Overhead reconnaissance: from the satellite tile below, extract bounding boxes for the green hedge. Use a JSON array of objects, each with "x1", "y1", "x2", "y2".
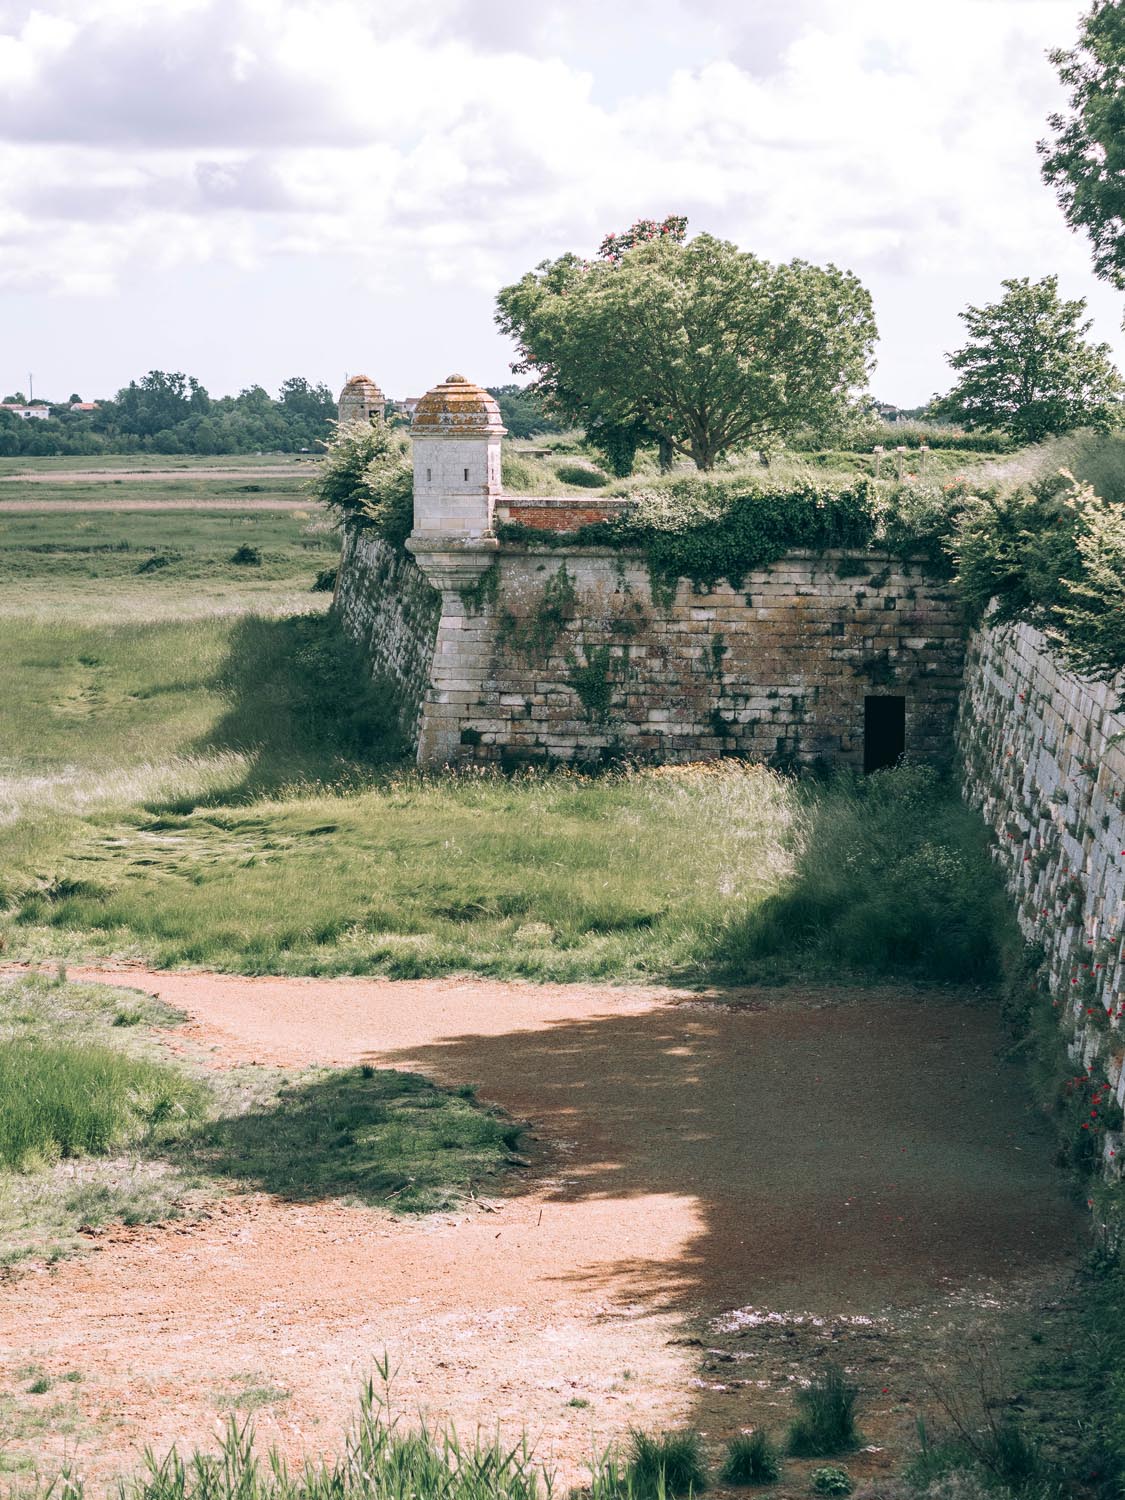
[{"x1": 498, "y1": 478, "x2": 955, "y2": 595}]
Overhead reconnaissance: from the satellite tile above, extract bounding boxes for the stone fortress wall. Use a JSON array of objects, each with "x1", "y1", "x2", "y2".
[
  {"x1": 334, "y1": 373, "x2": 964, "y2": 771},
  {"x1": 334, "y1": 529, "x2": 440, "y2": 746},
  {"x1": 410, "y1": 543, "x2": 964, "y2": 769},
  {"x1": 959, "y1": 621, "x2": 1125, "y2": 1151}
]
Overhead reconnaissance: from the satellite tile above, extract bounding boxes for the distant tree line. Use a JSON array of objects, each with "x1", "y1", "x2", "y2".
[
  {"x1": 484, "y1": 385, "x2": 561, "y2": 439},
  {"x1": 0, "y1": 372, "x2": 337, "y2": 457}
]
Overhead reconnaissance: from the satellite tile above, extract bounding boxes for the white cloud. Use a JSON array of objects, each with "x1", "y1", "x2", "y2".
[{"x1": 0, "y1": 0, "x2": 1116, "y2": 397}]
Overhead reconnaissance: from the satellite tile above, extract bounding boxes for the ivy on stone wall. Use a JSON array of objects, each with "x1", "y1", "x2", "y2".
[
  {"x1": 496, "y1": 478, "x2": 955, "y2": 596},
  {"x1": 567, "y1": 644, "x2": 616, "y2": 721},
  {"x1": 497, "y1": 563, "x2": 579, "y2": 662}
]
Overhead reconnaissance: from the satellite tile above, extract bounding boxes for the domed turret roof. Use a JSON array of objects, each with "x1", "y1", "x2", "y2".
[
  {"x1": 337, "y1": 374, "x2": 386, "y2": 424},
  {"x1": 412, "y1": 374, "x2": 505, "y2": 436},
  {"x1": 338, "y1": 373, "x2": 384, "y2": 400}
]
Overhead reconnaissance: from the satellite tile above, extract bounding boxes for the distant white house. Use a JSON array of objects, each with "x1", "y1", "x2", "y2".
[{"x1": 0, "y1": 403, "x2": 50, "y2": 421}]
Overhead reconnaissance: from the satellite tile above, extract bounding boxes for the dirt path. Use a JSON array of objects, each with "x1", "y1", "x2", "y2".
[
  {"x1": 0, "y1": 467, "x2": 312, "y2": 484},
  {"x1": 0, "y1": 498, "x2": 318, "y2": 513},
  {"x1": 0, "y1": 968, "x2": 1081, "y2": 1489}
]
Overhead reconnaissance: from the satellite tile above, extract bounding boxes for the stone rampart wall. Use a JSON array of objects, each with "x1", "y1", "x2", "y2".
[
  {"x1": 443, "y1": 546, "x2": 964, "y2": 768},
  {"x1": 958, "y1": 621, "x2": 1125, "y2": 1139},
  {"x1": 334, "y1": 530, "x2": 440, "y2": 744}
]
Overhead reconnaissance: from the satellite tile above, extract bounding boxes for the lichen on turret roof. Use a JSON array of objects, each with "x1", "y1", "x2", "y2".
[{"x1": 411, "y1": 374, "x2": 505, "y2": 435}]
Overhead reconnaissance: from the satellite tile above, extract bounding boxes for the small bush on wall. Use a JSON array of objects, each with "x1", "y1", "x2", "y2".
[
  {"x1": 954, "y1": 473, "x2": 1125, "y2": 690},
  {"x1": 314, "y1": 420, "x2": 414, "y2": 547}
]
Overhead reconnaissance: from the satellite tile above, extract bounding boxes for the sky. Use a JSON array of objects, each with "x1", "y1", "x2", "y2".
[{"x1": 0, "y1": 0, "x2": 1122, "y2": 407}]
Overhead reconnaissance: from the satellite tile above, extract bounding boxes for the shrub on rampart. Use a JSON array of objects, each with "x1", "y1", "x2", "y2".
[
  {"x1": 953, "y1": 472, "x2": 1125, "y2": 689},
  {"x1": 315, "y1": 421, "x2": 414, "y2": 547},
  {"x1": 497, "y1": 477, "x2": 958, "y2": 595},
  {"x1": 318, "y1": 415, "x2": 1122, "y2": 693},
  {"x1": 789, "y1": 421, "x2": 1013, "y2": 454}
]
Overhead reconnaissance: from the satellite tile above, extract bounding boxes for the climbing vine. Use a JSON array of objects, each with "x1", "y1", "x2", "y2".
[
  {"x1": 497, "y1": 563, "x2": 578, "y2": 662},
  {"x1": 567, "y1": 644, "x2": 616, "y2": 721},
  {"x1": 458, "y1": 559, "x2": 500, "y2": 615}
]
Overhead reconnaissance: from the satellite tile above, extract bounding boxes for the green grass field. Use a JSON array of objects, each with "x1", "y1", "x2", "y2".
[
  {"x1": 0, "y1": 464, "x2": 1003, "y2": 984},
  {"x1": 0, "y1": 505, "x2": 338, "y2": 619},
  {"x1": 0, "y1": 453, "x2": 316, "y2": 477}
]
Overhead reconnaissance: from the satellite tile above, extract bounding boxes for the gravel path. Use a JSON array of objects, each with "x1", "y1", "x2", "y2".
[
  {"x1": 0, "y1": 498, "x2": 317, "y2": 512},
  {"x1": 0, "y1": 967, "x2": 1080, "y2": 1488}
]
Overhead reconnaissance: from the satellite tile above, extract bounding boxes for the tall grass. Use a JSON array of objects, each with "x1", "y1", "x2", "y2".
[
  {"x1": 979, "y1": 428, "x2": 1125, "y2": 502},
  {"x1": 0, "y1": 1039, "x2": 204, "y2": 1169},
  {"x1": 720, "y1": 1431, "x2": 781, "y2": 1485},
  {"x1": 786, "y1": 1367, "x2": 861, "y2": 1458},
  {"x1": 3, "y1": 762, "x2": 801, "y2": 981},
  {"x1": 11, "y1": 1377, "x2": 680, "y2": 1500},
  {"x1": 2, "y1": 763, "x2": 1005, "y2": 985},
  {"x1": 623, "y1": 1430, "x2": 707, "y2": 1499},
  {"x1": 716, "y1": 766, "x2": 1004, "y2": 983},
  {"x1": 0, "y1": 975, "x2": 526, "y2": 1259}
]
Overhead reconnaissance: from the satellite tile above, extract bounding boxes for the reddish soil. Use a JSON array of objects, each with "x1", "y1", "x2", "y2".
[
  {"x1": 0, "y1": 467, "x2": 309, "y2": 484},
  {"x1": 0, "y1": 499, "x2": 315, "y2": 513},
  {"x1": 0, "y1": 968, "x2": 1081, "y2": 1491}
]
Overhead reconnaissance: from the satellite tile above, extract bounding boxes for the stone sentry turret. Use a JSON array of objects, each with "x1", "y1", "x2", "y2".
[
  {"x1": 337, "y1": 374, "x2": 385, "y2": 425},
  {"x1": 409, "y1": 373, "x2": 504, "y2": 536},
  {"x1": 405, "y1": 375, "x2": 506, "y2": 761}
]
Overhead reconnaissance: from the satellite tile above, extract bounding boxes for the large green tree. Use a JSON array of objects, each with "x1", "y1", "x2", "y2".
[
  {"x1": 495, "y1": 227, "x2": 877, "y2": 471},
  {"x1": 935, "y1": 275, "x2": 1122, "y2": 443},
  {"x1": 1039, "y1": 1, "x2": 1125, "y2": 312}
]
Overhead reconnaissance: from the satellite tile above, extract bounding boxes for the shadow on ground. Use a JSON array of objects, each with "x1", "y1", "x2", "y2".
[
  {"x1": 373, "y1": 990, "x2": 1080, "y2": 1318},
  {"x1": 175, "y1": 1064, "x2": 520, "y2": 1214},
  {"x1": 151, "y1": 612, "x2": 405, "y2": 809}
]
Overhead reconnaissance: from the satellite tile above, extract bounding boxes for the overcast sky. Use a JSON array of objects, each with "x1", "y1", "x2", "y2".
[{"x1": 1, "y1": 0, "x2": 1122, "y2": 406}]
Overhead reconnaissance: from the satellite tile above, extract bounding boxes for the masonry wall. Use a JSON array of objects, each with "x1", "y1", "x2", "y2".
[
  {"x1": 334, "y1": 529, "x2": 440, "y2": 744},
  {"x1": 958, "y1": 622, "x2": 1125, "y2": 1138},
  {"x1": 448, "y1": 546, "x2": 964, "y2": 768}
]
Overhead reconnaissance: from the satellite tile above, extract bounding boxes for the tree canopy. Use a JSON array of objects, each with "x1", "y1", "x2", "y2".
[
  {"x1": 1040, "y1": 1, "x2": 1125, "y2": 314},
  {"x1": 485, "y1": 385, "x2": 560, "y2": 439},
  {"x1": 495, "y1": 223, "x2": 877, "y2": 471},
  {"x1": 934, "y1": 275, "x2": 1122, "y2": 443}
]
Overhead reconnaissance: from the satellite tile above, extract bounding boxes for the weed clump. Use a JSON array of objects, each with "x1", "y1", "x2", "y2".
[
  {"x1": 625, "y1": 1429, "x2": 708, "y2": 1499},
  {"x1": 0, "y1": 1039, "x2": 205, "y2": 1169},
  {"x1": 720, "y1": 1431, "x2": 781, "y2": 1485},
  {"x1": 809, "y1": 1468, "x2": 853, "y2": 1496},
  {"x1": 786, "y1": 1366, "x2": 861, "y2": 1458}
]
